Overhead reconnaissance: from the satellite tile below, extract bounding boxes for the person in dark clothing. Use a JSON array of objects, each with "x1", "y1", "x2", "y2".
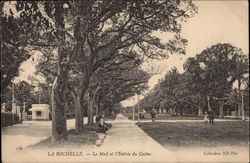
[
  {"x1": 150, "y1": 109, "x2": 156, "y2": 122},
  {"x1": 207, "y1": 110, "x2": 215, "y2": 124},
  {"x1": 96, "y1": 114, "x2": 110, "y2": 133}
]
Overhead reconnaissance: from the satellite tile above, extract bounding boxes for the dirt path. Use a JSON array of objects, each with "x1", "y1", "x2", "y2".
[
  {"x1": 2, "y1": 115, "x2": 177, "y2": 162},
  {"x1": 2, "y1": 114, "x2": 248, "y2": 162},
  {"x1": 89, "y1": 114, "x2": 177, "y2": 162}
]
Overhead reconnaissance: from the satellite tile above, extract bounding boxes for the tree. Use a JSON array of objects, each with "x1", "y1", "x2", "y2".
[
  {"x1": 2, "y1": 1, "x2": 68, "y2": 141},
  {"x1": 183, "y1": 57, "x2": 208, "y2": 115},
  {"x1": 187, "y1": 43, "x2": 247, "y2": 117},
  {"x1": 158, "y1": 67, "x2": 181, "y2": 113},
  {"x1": 142, "y1": 44, "x2": 249, "y2": 117},
  {"x1": 233, "y1": 54, "x2": 249, "y2": 117},
  {"x1": 1, "y1": 3, "x2": 31, "y2": 102},
  {"x1": 13, "y1": 81, "x2": 34, "y2": 113},
  {"x1": 88, "y1": 54, "x2": 150, "y2": 121},
  {"x1": 65, "y1": 0, "x2": 196, "y2": 131},
  {"x1": 67, "y1": 63, "x2": 88, "y2": 132},
  {"x1": 3, "y1": 0, "x2": 197, "y2": 141}
]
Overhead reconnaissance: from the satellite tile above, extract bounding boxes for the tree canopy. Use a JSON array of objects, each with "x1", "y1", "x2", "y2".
[
  {"x1": 139, "y1": 43, "x2": 249, "y2": 116},
  {"x1": 2, "y1": 0, "x2": 197, "y2": 140}
]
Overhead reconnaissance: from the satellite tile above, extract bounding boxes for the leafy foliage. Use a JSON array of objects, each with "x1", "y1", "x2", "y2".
[{"x1": 139, "y1": 43, "x2": 249, "y2": 115}]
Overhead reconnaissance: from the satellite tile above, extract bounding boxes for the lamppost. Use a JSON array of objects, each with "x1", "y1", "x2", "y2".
[
  {"x1": 241, "y1": 92, "x2": 245, "y2": 121},
  {"x1": 137, "y1": 93, "x2": 140, "y2": 122},
  {"x1": 11, "y1": 82, "x2": 17, "y2": 124}
]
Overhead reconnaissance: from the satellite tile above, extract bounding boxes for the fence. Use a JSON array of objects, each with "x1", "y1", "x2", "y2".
[{"x1": 1, "y1": 112, "x2": 19, "y2": 127}]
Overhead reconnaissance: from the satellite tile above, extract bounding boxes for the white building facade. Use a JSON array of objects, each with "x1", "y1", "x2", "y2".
[{"x1": 29, "y1": 104, "x2": 50, "y2": 120}]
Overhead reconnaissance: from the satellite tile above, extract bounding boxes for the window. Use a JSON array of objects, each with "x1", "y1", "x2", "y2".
[{"x1": 36, "y1": 111, "x2": 42, "y2": 116}]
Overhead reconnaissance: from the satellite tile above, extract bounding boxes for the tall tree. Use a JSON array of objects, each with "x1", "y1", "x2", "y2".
[
  {"x1": 14, "y1": 81, "x2": 34, "y2": 108},
  {"x1": 2, "y1": 0, "x2": 197, "y2": 141},
  {"x1": 183, "y1": 57, "x2": 208, "y2": 115},
  {"x1": 1, "y1": 3, "x2": 30, "y2": 102},
  {"x1": 88, "y1": 54, "x2": 150, "y2": 121},
  {"x1": 61, "y1": 0, "x2": 197, "y2": 130},
  {"x1": 187, "y1": 43, "x2": 247, "y2": 117},
  {"x1": 159, "y1": 67, "x2": 181, "y2": 113}
]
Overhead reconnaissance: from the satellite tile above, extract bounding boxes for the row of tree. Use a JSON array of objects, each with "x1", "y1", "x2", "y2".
[
  {"x1": 138, "y1": 43, "x2": 249, "y2": 118},
  {"x1": 1, "y1": 1, "x2": 197, "y2": 141}
]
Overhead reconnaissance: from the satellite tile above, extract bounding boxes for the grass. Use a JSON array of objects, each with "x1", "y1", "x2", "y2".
[
  {"x1": 137, "y1": 121, "x2": 249, "y2": 150},
  {"x1": 26, "y1": 124, "x2": 99, "y2": 149},
  {"x1": 123, "y1": 112, "x2": 247, "y2": 121},
  {"x1": 123, "y1": 113, "x2": 204, "y2": 120}
]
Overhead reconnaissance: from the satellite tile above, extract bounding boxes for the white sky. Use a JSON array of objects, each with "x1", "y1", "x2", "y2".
[{"x1": 14, "y1": 1, "x2": 249, "y2": 106}]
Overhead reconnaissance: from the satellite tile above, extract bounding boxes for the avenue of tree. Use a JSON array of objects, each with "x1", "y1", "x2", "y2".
[
  {"x1": 1, "y1": 1, "x2": 197, "y2": 141},
  {"x1": 138, "y1": 43, "x2": 249, "y2": 118}
]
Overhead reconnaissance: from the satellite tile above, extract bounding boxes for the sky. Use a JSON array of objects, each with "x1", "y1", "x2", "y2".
[{"x1": 14, "y1": 1, "x2": 249, "y2": 106}]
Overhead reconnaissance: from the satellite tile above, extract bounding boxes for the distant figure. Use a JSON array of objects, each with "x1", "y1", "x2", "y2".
[
  {"x1": 139, "y1": 109, "x2": 146, "y2": 119},
  {"x1": 204, "y1": 112, "x2": 208, "y2": 124},
  {"x1": 207, "y1": 110, "x2": 215, "y2": 124},
  {"x1": 142, "y1": 109, "x2": 146, "y2": 119},
  {"x1": 150, "y1": 109, "x2": 156, "y2": 122}
]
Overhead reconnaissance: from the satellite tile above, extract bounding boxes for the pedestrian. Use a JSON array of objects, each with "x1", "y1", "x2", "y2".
[
  {"x1": 204, "y1": 112, "x2": 208, "y2": 124},
  {"x1": 150, "y1": 109, "x2": 156, "y2": 122},
  {"x1": 208, "y1": 110, "x2": 215, "y2": 124},
  {"x1": 142, "y1": 109, "x2": 146, "y2": 119}
]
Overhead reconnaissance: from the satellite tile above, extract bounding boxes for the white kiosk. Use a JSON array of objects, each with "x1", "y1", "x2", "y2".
[{"x1": 29, "y1": 104, "x2": 50, "y2": 120}]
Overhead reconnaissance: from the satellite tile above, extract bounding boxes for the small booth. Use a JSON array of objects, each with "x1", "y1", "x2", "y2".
[{"x1": 29, "y1": 104, "x2": 50, "y2": 120}]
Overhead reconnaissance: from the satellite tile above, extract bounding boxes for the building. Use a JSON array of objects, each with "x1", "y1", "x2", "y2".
[{"x1": 29, "y1": 104, "x2": 50, "y2": 120}]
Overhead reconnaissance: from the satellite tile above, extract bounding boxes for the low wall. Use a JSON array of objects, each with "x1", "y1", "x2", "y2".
[{"x1": 1, "y1": 112, "x2": 19, "y2": 127}]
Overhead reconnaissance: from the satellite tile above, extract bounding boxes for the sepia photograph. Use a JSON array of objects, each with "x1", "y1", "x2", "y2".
[{"x1": 1, "y1": 0, "x2": 249, "y2": 163}]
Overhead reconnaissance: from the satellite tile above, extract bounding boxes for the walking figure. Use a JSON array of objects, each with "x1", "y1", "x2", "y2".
[
  {"x1": 207, "y1": 110, "x2": 215, "y2": 124},
  {"x1": 150, "y1": 109, "x2": 156, "y2": 122}
]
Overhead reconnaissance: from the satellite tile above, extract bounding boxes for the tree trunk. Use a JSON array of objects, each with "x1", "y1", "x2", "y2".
[
  {"x1": 88, "y1": 92, "x2": 94, "y2": 124},
  {"x1": 207, "y1": 96, "x2": 212, "y2": 111},
  {"x1": 227, "y1": 108, "x2": 230, "y2": 116},
  {"x1": 51, "y1": 3, "x2": 68, "y2": 141},
  {"x1": 105, "y1": 107, "x2": 109, "y2": 116},
  {"x1": 235, "y1": 104, "x2": 238, "y2": 119},
  {"x1": 241, "y1": 93, "x2": 245, "y2": 120},
  {"x1": 75, "y1": 94, "x2": 83, "y2": 132},
  {"x1": 72, "y1": 90, "x2": 83, "y2": 133},
  {"x1": 198, "y1": 106, "x2": 203, "y2": 116},
  {"x1": 92, "y1": 88, "x2": 100, "y2": 117},
  {"x1": 65, "y1": 90, "x2": 70, "y2": 117},
  {"x1": 238, "y1": 104, "x2": 242, "y2": 116},
  {"x1": 95, "y1": 95, "x2": 100, "y2": 116},
  {"x1": 51, "y1": 78, "x2": 68, "y2": 141},
  {"x1": 237, "y1": 79, "x2": 242, "y2": 116},
  {"x1": 219, "y1": 100, "x2": 224, "y2": 118}
]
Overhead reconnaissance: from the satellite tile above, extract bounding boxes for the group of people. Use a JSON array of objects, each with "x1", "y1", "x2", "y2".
[{"x1": 139, "y1": 109, "x2": 157, "y2": 122}]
